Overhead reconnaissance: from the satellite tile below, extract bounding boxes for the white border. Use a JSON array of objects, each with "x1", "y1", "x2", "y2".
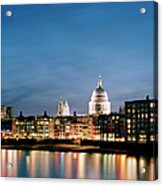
[{"x1": 0, "y1": 0, "x2": 162, "y2": 186}]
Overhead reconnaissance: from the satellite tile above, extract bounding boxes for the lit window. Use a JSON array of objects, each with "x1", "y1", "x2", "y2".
[
  {"x1": 145, "y1": 113, "x2": 148, "y2": 118},
  {"x1": 132, "y1": 109, "x2": 135, "y2": 114},
  {"x1": 127, "y1": 109, "x2": 131, "y2": 113},
  {"x1": 150, "y1": 118, "x2": 154, "y2": 123},
  {"x1": 66, "y1": 125, "x2": 70, "y2": 129},
  {"x1": 112, "y1": 116, "x2": 115, "y2": 120},
  {"x1": 127, "y1": 129, "x2": 131, "y2": 133},
  {"x1": 128, "y1": 124, "x2": 131, "y2": 129},
  {"x1": 139, "y1": 134, "x2": 147, "y2": 139},
  {"x1": 141, "y1": 114, "x2": 144, "y2": 118},
  {"x1": 133, "y1": 137, "x2": 136, "y2": 141},
  {"x1": 120, "y1": 138, "x2": 125, "y2": 142},
  {"x1": 150, "y1": 135, "x2": 155, "y2": 141},
  {"x1": 151, "y1": 113, "x2": 154, "y2": 117},
  {"x1": 150, "y1": 103, "x2": 154, "y2": 108},
  {"x1": 127, "y1": 119, "x2": 131, "y2": 124}
]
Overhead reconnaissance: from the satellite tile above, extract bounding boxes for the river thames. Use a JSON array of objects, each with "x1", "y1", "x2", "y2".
[{"x1": 1, "y1": 149, "x2": 157, "y2": 180}]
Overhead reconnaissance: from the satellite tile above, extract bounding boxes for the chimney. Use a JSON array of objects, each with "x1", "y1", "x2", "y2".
[
  {"x1": 19, "y1": 111, "x2": 23, "y2": 117},
  {"x1": 44, "y1": 111, "x2": 47, "y2": 117}
]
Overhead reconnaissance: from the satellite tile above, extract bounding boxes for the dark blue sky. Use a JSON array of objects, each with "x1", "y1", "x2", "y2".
[{"x1": 2, "y1": 2, "x2": 155, "y2": 116}]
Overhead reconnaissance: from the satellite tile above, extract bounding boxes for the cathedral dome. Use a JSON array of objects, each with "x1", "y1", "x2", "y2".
[
  {"x1": 91, "y1": 76, "x2": 109, "y2": 102},
  {"x1": 89, "y1": 76, "x2": 111, "y2": 115}
]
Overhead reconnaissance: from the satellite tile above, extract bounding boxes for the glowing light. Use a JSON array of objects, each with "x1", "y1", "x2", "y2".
[
  {"x1": 127, "y1": 119, "x2": 131, "y2": 124},
  {"x1": 127, "y1": 157, "x2": 137, "y2": 180},
  {"x1": 132, "y1": 109, "x2": 135, "y2": 114},
  {"x1": 150, "y1": 103, "x2": 154, "y2": 108},
  {"x1": 127, "y1": 109, "x2": 131, "y2": 113},
  {"x1": 128, "y1": 124, "x2": 131, "y2": 129},
  {"x1": 150, "y1": 118, "x2": 154, "y2": 123},
  {"x1": 120, "y1": 137, "x2": 125, "y2": 142},
  {"x1": 127, "y1": 129, "x2": 131, "y2": 133},
  {"x1": 77, "y1": 153, "x2": 86, "y2": 179}
]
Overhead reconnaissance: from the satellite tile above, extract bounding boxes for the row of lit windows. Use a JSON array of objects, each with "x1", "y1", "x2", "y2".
[
  {"x1": 127, "y1": 129, "x2": 136, "y2": 134},
  {"x1": 127, "y1": 117, "x2": 155, "y2": 124},
  {"x1": 126, "y1": 102, "x2": 155, "y2": 108},
  {"x1": 37, "y1": 121, "x2": 49, "y2": 125},
  {"x1": 15, "y1": 121, "x2": 51, "y2": 125}
]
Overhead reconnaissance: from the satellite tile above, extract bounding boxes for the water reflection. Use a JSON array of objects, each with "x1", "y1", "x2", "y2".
[
  {"x1": 127, "y1": 156, "x2": 137, "y2": 179},
  {"x1": 1, "y1": 149, "x2": 157, "y2": 180}
]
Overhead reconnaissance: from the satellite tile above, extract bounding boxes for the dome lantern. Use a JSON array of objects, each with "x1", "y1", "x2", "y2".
[{"x1": 97, "y1": 75, "x2": 103, "y2": 88}]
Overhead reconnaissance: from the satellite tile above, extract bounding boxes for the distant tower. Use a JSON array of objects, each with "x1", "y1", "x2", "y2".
[
  {"x1": 63, "y1": 100, "x2": 70, "y2": 116},
  {"x1": 57, "y1": 97, "x2": 70, "y2": 116},
  {"x1": 57, "y1": 97, "x2": 64, "y2": 116},
  {"x1": 89, "y1": 76, "x2": 111, "y2": 115}
]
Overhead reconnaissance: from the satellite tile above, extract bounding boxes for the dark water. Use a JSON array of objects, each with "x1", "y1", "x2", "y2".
[{"x1": 1, "y1": 149, "x2": 157, "y2": 180}]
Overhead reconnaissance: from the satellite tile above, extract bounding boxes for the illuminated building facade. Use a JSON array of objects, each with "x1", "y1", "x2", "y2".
[
  {"x1": 1, "y1": 105, "x2": 14, "y2": 119},
  {"x1": 36, "y1": 111, "x2": 54, "y2": 140},
  {"x1": 13, "y1": 111, "x2": 54, "y2": 140},
  {"x1": 98, "y1": 111, "x2": 125, "y2": 142},
  {"x1": 13, "y1": 112, "x2": 36, "y2": 139},
  {"x1": 54, "y1": 113, "x2": 92, "y2": 140},
  {"x1": 1, "y1": 95, "x2": 157, "y2": 144},
  {"x1": 125, "y1": 96, "x2": 158, "y2": 143},
  {"x1": 1, "y1": 118, "x2": 14, "y2": 139},
  {"x1": 91, "y1": 116, "x2": 101, "y2": 140},
  {"x1": 1, "y1": 105, "x2": 7, "y2": 119},
  {"x1": 1, "y1": 105, "x2": 15, "y2": 139},
  {"x1": 89, "y1": 76, "x2": 111, "y2": 115}
]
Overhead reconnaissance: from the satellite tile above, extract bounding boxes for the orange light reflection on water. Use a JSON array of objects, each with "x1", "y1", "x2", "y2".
[
  {"x1": 1, "y1": 150, "x2": 157, "y2": 180},
  {"x1": 116, "y1": 154, "x2": 127, "y2": 180},
  {"x1": 77, "y1": 153, "x2": 86, "y2": 179},
  {"x1": 65, "y1": 152, "x2": 73, "y2": 178},
  {"x1": 126, "y1": 156, "x2": 137, "y2": 180}
]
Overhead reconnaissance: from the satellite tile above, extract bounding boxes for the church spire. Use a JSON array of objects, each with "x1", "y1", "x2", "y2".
[
  {"x1": 57, "y1": 97, "x2": 70, "y2": 116},
  {"x1": 63, "y1": 100, "x2": 70, "y2": 116},
  {"x1": 57, "y1": 97, "x2": 64, "y2": 116},
  {"x1": 97, "y1": 75, "x2": 103, "y2": 88}
]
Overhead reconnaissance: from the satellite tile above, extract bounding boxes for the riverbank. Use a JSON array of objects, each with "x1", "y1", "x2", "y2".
[
  {"x1": 1, "y1": 144, "x2": 130, "y2": 154},
  {"x1": 1, "y1": 139, "x2": 157, "y2": 155}
]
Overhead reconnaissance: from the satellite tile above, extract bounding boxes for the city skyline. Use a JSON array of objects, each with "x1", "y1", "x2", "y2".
[{"x1": 1, "y1": 2, "x2": 155, "y2": 115}]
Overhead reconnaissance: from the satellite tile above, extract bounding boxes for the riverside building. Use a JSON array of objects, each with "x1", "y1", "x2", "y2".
[
  {"x1": 13, "y1": 111, "x2": 54, "y2": 140},
  {"x1": 125, "y1": 96, "x2": 158, "y2": 143}
]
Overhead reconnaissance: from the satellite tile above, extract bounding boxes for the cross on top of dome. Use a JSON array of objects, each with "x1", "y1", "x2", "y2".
[{"x1": 97, "y1": 75, "x2": 103, "y2": 88}]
